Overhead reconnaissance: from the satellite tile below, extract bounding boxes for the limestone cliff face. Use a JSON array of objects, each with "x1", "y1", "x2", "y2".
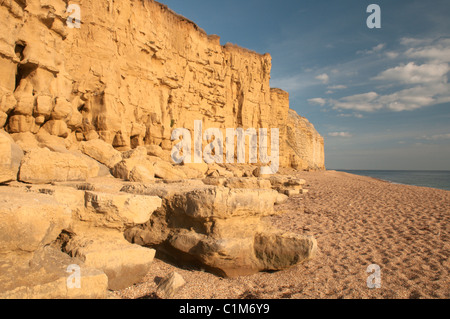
[
  {"x1": 0, "y1": 0, "x2": 324, "y2": 170},
  {"x1": 286, "y1": 110, "x2": 325, "y2": 171}
]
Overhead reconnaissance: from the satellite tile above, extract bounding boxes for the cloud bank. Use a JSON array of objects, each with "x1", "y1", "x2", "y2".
[{"x1": 309, "y1": 37, "x2": 450, "y2": 112}]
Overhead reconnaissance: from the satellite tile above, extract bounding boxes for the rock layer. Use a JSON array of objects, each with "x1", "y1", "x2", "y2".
[
  {"x1": 0, "y1": 0, "x2": 324, "y2": 170},
  {"x1": 0, "y1": 0, "x2": 322, "y2": 298},
  {"x1": 123, "y1": 180, "x2": 317, "y2": 277}
]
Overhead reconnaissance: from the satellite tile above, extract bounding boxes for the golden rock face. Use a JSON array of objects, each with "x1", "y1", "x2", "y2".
[
  {"x1": 0, "y1": 2, "x2": 322, "y2": 297},
  {"x1": 0, "y1": 0, "x2": 324, "y2": 170}
]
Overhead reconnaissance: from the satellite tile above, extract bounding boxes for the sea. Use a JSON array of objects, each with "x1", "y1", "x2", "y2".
[{"x1": 336, "y1": 170, "x2": 450, "y2": 191}]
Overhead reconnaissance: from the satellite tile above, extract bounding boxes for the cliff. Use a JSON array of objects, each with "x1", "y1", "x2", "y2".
[
  {"x1": 0, "y1": 1, "x2": 325, "y2": 296},
  {"x1": 0, "y1": 0, "x2": 324, "y2": 170}
]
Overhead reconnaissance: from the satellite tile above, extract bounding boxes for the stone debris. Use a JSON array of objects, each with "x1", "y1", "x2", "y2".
[{"x1": 156, "y1": 272, "x2": 186, "y2": 299}]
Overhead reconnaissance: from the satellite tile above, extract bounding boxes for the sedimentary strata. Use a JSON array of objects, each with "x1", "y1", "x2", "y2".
[{"x1": 0, "y1": 0, "x2": 322, "y2": 298}]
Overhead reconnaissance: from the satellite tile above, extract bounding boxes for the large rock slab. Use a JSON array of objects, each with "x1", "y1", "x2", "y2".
[
  {"x1": 174, "y1": 187, "x2": 279, "y2": 219},
  {"x1": 167, "y1": 226, "x2": 261, "y2": 277},
  {"x1": 0, "y1": 187, "x2": 72, "y2": 253},
  {"x1": 112, "y1": 156, "x2": 156, "y2": 182},
  {"x1": 80, "y1": 139, "x2": 123, "y2": 169},
  {"x1": 81, "y1": 191, "x2": 162, "y2": 230},
  {"x1": 63, "y1": 228, "x2": 157, "y2": 290},
  {"x1": 0, "y1": 246, "x2": 108, "y2": 299},
  {"x1": 153, "y1": 160, "x2": 187, "y2": 181},
  {"x1": 203, "y1": 177, "x2": 272, "y2": 189},
  {"x1": 254, "y1": 231, "x2": 317, "y2": 270},
  {"x1": 18, "y1": 148, "x2": 100, "y2": 184}
]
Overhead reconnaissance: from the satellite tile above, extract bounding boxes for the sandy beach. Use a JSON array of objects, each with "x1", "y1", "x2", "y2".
[{"x1": 112, "y1": 170, "x2": 449, "y2": 299}]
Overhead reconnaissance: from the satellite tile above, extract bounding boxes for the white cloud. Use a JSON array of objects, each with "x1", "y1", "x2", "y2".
[
  {"x1": 328, "y1": 38, "x2": 450, "y2": 113},
  {"x1": 328, "y1": 132, "x2": 352, "y2": 138},
  {"x1": 373, "y1": 62, "x2": 450, "y2": 84},
  {"x1": 328, "y1": 85, "x2": 347, "y2": 90},
  {"x1": 400, "y1": 37, "x2": 450, "y2": 62},
  {"x1": 372, "y1": 43, "x2": 386, "y2": 52},
  {"x1": 331, "y1": 92, "x2": 383, "y2": 112},
  {"x1": 308, "y1": 98, "x2": 327, "y2": 106},
  {"x1": 357, "y1": 43, "x2": 386, "y2": 55},
  {"x1": 406, "y1": 46, "x2": 450, "y2": 63},
  {"x1": 338, "y1": 113, "x2": 364, "y2": 119},
  {"x1": 330, "y1": 83, "x2": 450, "y2": 112},
  {"x1": 385, "y1": 51, "x2": 399, "y2": 59},
  {"x1": 341, "y1": 92, "x2": 379, "y2": 102},
  {"x1": 400, "y1": 37, "x2": 433, "y2": 47},
  {"x1": 315, "y1": 73, "x2": 329, "y2": 84},
  {"x1": 423, "y1": 133, "x2": 450, "y2": 140},
  {"x1": 377, "y1": 83, "x2": 450, "y2": 111}
]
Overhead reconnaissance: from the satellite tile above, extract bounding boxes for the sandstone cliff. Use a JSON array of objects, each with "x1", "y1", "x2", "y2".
[
  {"x1": 0, "y1": 0, "x2": 324, "y2": 298},
  {"x1": 0, "y1": 0, "x2": 324, "y2": 170}
]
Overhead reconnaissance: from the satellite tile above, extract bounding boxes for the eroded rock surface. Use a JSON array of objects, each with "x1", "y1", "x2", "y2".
[
  {"x1": 123, "y1": 179, "x2": 317, "y2": 277},
  {"x1": 0, "y1": 0, "x2": 324, "y2": 170},
  {"x1": 0, "y1": 0, "x2": 321, "y2": 298}
]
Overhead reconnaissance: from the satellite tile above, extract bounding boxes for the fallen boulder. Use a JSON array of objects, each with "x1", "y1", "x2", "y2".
[
  {"x1": 63, "y1": 227, "x2": 157, "y2": 290},
  {"x1": 80, "y1": 139, "x2": 123, "y2": 169},
  {"x1": 153, "y1": 160, "x2": 187, "y2": 180},
  {"x1": 81, "y1": 191, "x2": 162, "y2": 230},
  {"x1": 156, "y1": 272, "x2": 186, "y2": 299},
  {"x1": 254, "y1": 231, "x2": 317, "y2": 270},
  {"x1": 18, "y1": 148, "x2": 99, "y2": 183},
  {"x1": 112, "y1": 156, "x2": 155, "y2": 181}
]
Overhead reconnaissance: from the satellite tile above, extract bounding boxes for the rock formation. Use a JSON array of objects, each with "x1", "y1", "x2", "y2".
[
  {"x1": 0, "y1": 0, "x2": 324, "y2": 298},
  {"x1": 123, "y1": 178, "x2": 317, "y2": 277},
  {"x1": 0, "y1": 0, "x2": 324, "y2": 170}
]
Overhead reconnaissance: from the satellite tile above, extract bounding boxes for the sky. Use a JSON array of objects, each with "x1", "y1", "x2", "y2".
[{"x1": 159, "y1": 0, "x2": 450, "y2": 170}]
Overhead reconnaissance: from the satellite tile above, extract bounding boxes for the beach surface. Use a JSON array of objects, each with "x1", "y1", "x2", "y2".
[{"x1": 113, "y1": 170, "x2": 449, "y2": 299}]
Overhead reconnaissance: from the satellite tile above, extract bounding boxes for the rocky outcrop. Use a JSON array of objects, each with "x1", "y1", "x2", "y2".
[
  {"x1": 0, "y1": 180, "x2": 162, "y2": 297},
  {"x1": 0, "y1": 0, "x2": 324, "y2": 170},
  {"x1": 0, "y1": 0, "x2": 323, "y2": 298},
  {"x1": 0, "y1": 246, "x2": 108, "y2": 299},
  {"x1": 0, "y1": 186, "x2": 109, "y2": 298},
  {"x1": 18, "y1": 147, "x2": 100, "y2": 183},
  {"x1": 62, "y1": 227, "x2": 157, "y2": 291},
  {"x1": 0, "y1": 151, "x2": 317, "y2": 297},
  {"x1": 0, "y1": 187, "x2": 71, "y2": 253},
  {"x1": 123, "y1": 178, "x2": 317, "y2": 277},
  {"x1": 286, "y1": 110, "x2": 325, "y2": 171}
]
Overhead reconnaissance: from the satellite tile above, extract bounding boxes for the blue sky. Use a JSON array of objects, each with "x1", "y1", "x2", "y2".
[{"x1": 159, "y1": 0, "x2": 450, "y2": 170}]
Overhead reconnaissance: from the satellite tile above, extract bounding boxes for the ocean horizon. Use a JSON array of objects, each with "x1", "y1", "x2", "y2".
[{"x1": 334, "y1": 170, "x2": 450, "y2": 191}]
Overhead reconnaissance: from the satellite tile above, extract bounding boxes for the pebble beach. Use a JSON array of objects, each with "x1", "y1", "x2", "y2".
[{"x1": 113, "y1": 170, "x2": 450, "y2": 299}]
